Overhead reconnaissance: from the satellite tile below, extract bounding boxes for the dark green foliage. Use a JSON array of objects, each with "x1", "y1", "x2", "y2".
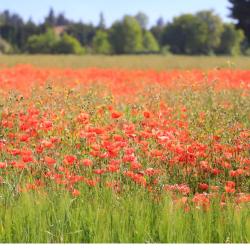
[
  {"x1": 162, "y1": 10, "x2": 244, "y2": 55},
  {"x1": 150, "y1": 18, "x2": 165, "y2": 47},
  {"x1": 162, "y1": 14, "x2": 208, "y2": 54},
  {"x1": 0, "y1": 7, "x2": 249, "y2": 55},
  {"x1": 98, "y1": 12, "x2": 106, "y2": 30},
  {"x1": 196, "y1": 10, "x2": 224, "y2": 54},
  {"x1": 44, "y1": 8, "x2": 71, "y2": 27},
  {"x1": 150, "y1": 24, "x2": 164, "y2": 47},
  {"x1": 26, "y1": 28, "x2": 58, "y2": 54},
  {"x1": 109, "y1": 21, "x2": 125, "y2": 54},
  {"x1": 45, "y1": 8, "x2": 56, "y2": 27},
  {"x1": 135, "y1": 12, "x2": 149, "y2": 29},
  {"x1": 216, "y1": 23, "x2": 245, "y2": 55},
  {"x1": 66, "y1": 22, "x2": 96, "y2": 47},
  {"x1": 0, "y1": 10, "x2": 25, "y2": 52},
  {"x1": 228, "y1": 0, "x2": 250, "y2": 42}
]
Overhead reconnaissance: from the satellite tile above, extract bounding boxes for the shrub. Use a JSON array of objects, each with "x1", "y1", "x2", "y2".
[
  {"x1": 53, "y1": 33, "x2": 85, "y2": 54},
  {"x1": 26, "y1": 28, "x2": 58, "y2": 54}
]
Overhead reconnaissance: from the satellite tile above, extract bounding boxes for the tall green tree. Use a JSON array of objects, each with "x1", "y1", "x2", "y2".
[
  {"x1": 228, "y1": 0, "x2": 250, "y2": 42},
  {"x1": 0, "y1": 10, "x2": 25, "y2": 52},
  {"x1": 143, "y1": 31, "x2": 159, "y2": 53},
  {"x1": 109, "y1": 21, "x2": 125, "y2": 54},
  {"x1": 98, "y1": 12, "x2": 106, "y2": 30},
  {"x1": 67, "y1": 22, "x2": 96, "y2": 47},
  {"x1": 19, "y1": 19, "x2": 40, "y2": 52},
  {"x1": 122, "y1": 15, "x2": 143, "y2": 53},
  {"x1": 217, "y1": 23, "x2": 245, "y2": 55},
  {"x1": 45, "y1": 8, "x2": 56, "y2": 27},
  {"x1": 135, "y1": 12, "x2": 149, "y2": 29},
  {"x1": 150, "y1": 17, "x2": 165, "y2": 46},
  {"x1": 92, "y1": 30, "x2": 111, "y2": 54},
  {"x1": 110, "y1": 16, "x2": 143, "y2": 54},
  {"x1": 196, "y1": 10, "x2": 224, "y2": 54},
  {"x1": 162, "y1": 14, "x2": 208, "y2": 54},
  {"x1": 56, "y1": 13, "x2": 71, "y2": 26}
]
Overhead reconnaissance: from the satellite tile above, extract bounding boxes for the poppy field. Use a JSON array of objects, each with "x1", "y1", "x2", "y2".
[{"x1": 0, "y1": 63, "x2": 249, "y2": 243}]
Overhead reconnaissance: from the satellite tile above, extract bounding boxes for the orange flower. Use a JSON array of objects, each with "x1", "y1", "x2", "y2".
[
  {"x1": 81, "y1": 158, "x2": 93, "y2": 167},
  {"x1": 72, "y1": 189, "x2": 80, "y2": 197},
  {"x1": 225, "y1": 181, "x2": 236, "y2": 193},
  {"x1": 44, "y1": 156, "x2": 56, "y2": 166},
  {"x1": 225, "y1": 186, "x2": 235, "y2": 193},
  {"x1": 63, "y1": 155, "x2": 77, "y2": 165},
  {"x1": 198, "y1": 183, "x2": 209, "y2": 191},
  {"x1": 107, "y1": 164, "x2": 120, "y2": 173},
  {"x1": 22, "y1": 155, "x2": 34, "y2": 163},
  {"x1": 111, "y1": 111, "x2": 122, "y2": 119},
  {"x1": 93, "y1": 169, "x2": 106, "y2": 175},
  {"x1": 0, "y1": 162, "x2": 7, "y2": 169},
  {"x1": 143, "y1": 111, "x2": 151, "y2": 119},
  {"x1": 226, "y1": 181, "x2": 236, "y2": 189}
]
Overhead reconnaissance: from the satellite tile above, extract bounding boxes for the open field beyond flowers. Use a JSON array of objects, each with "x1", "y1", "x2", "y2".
[
  {"x1": 0, "y1": 64, "x2": 249, "y2": 243},
  {"x1": 1, "y1": 55, "x2": 250, "y2": 70}
]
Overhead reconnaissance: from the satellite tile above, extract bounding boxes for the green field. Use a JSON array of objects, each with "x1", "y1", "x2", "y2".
[
  {"x1": 1, "y1": 188, "x2": 249, "y2": 243},
  {"x1": 1, "y1": 55, "x2": 250, "y2": 69}
]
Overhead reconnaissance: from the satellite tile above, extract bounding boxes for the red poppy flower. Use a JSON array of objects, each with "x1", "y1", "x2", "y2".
[
  {"x1": 44, "y1": 156, "x2": 56, "y2": 166},
  {"x1": 0, "y1": 162, "x2": 7, "y2": 169},
  {"x1": 72, "y1": 189, "x2": 80, "y2": 197},
  {"x1": 143, "y1": 111, "x2": 151, "y2": 119},
  {"x1": 22, "y1": 155, "x2": 34, "y2": 163},
  {"x1": 81, "y1": 158, "x2": 93, "y2": 167},
  {"x1": 111, "y1": 111, "x2": 122, "y2": 119},
  {"x1": 63, "y1": 155, "x2": 77, "y2": 165},
  {"x1": 93, "y1": 169, "x2": 106, "y2": 175},
  {"x1": 198, "y1": 183, "x2": 209, "y2": 191}
]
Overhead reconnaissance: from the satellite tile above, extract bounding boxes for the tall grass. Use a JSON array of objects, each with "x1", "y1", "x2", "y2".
[
  {"x1": 1, "y1": 55, "x2": 250, "y2": 70},
  {"x1": 0, "y1": 186, "x2": 249, "y2": 243}
]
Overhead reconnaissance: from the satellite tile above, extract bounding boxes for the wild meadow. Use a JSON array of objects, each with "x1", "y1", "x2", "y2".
[{"x1": 0, "y1": 59, "x2": 249, "y2": 243}]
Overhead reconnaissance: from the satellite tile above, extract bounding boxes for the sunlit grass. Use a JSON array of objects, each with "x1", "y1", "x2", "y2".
[{"x1": 1, "y1": 55, "x2": 250, "y2": 70}]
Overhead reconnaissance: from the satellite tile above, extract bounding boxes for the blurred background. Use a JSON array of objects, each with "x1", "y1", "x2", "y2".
[{"x1": 0, "y1": 0, "x2": 249, "y2": 56}]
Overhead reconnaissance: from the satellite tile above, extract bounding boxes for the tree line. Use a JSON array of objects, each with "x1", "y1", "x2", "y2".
[{"x1": 0, "y1": 0, "x2": 250, "y2": 56}]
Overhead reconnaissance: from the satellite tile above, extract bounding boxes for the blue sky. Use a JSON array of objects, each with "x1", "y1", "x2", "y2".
[{"x1": 0, "y1": 0, "x2": 232, "y2": 26}]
